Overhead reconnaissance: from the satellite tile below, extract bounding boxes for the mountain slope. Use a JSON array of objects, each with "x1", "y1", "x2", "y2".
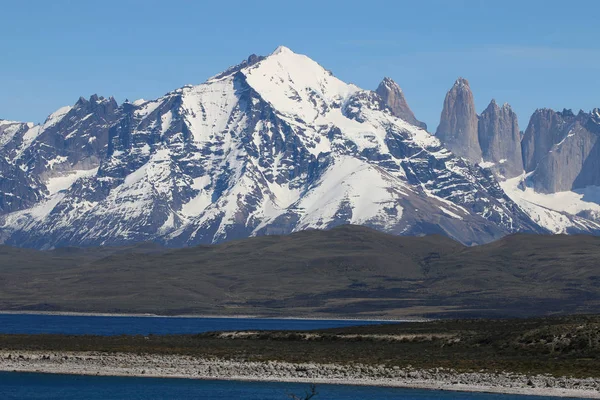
[{"x1": 0, "y1": 47, "x2": 545, "y2": 248}]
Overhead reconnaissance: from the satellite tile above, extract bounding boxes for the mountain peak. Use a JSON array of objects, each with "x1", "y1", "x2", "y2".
[
  {"x1": 271, "y1": 45, "x2": 294, "y2": 56},
  {"x1": 436, "y1": 77, "x2": 481, "y2": 161},
  {"x1": 479, "y1": 98, "x2": 522, "y2": 178},
  {"x1": 246, "y1": 54, "x2": 264, "y2": 66},
  {"x1": 375, "y1": 77, "x2": 426, "y2": 130},
  {"x1": 453, "y1": 77, "x2": 470, "y2": 89},
  {"x1": 240, "y1": 45, "x2": 358, "y2": 123},
  {"x1": 380, "y1": 77, "x2": 402, "y2": 91}
]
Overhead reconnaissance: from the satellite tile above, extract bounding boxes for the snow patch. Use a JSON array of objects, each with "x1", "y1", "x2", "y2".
[
  {"x1": 440, "y1": 206, "x2": 463, "y2": 220},
  {"x1": 181, "y1": 176, "x2": 212, "y2": 217},
  {"x1": 46, "y1": 156, "x2": 68, "y2": 169},
  {"x1": 295, "y1": 156, "x2": 404, "y2": 229},
  {"x1": 43, "y1": 106, "x2": 72, "y2": 130},
  {"x1": 45, "y1": 168, "x2": 99, "y2": 195},
  {"x1": 181, "y1": 78, "x2": 239, "y2": 144},
  {"x1": 501, "y1": 176, "x2": 600, "y2": 233},
  {"x1": 161, "y1": 111, "x2": 173, "y2": 135}
]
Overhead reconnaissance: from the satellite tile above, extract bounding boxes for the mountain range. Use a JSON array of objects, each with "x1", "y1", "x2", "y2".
[{"x1": 1, "y1": 46, "x2": 599, "y2": 249}]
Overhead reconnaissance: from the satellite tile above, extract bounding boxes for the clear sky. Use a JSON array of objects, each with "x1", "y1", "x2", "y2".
[{"x1": 1, "y1": 0, "x2": 599, "y2": 131}]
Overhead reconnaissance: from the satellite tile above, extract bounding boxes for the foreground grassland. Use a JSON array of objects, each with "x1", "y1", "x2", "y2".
[{"x1": 1, "y1": 315, "x2": 599, "y2": 378}]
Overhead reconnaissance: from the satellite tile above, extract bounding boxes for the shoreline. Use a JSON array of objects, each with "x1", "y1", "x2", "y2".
[
  {"x1": 0, "y1": 310, "x2": 422, "y2": 322},
  {"x1": 1, "y1": 351, "x2": 599, "y2": 398}
]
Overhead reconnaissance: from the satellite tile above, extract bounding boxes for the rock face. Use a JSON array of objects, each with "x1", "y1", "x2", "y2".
[
  {"x1": 435, "y1": 78, "x2": 481, "y2": 162},
  {"x1": 375, "y1": 78, "x2": 427, "y2": 130},
  {"x1": 522, "y1": 108, "x2": 600, "y2": 193},
  {"x1": 478, "y1": 100, "x2": 523, "y2": 179},
  {"x1": 429, "y1": 77, "x2": 600, "y2": 235}
]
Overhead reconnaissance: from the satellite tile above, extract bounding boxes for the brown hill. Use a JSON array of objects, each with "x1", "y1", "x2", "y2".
[{"x1": 1, "y1": 226, "x2": 599, "y2": 318}]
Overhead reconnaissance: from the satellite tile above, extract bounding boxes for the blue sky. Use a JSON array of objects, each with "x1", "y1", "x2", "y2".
[{"x1": 1, "y1": 0, "x2": 599, "y2": 130}]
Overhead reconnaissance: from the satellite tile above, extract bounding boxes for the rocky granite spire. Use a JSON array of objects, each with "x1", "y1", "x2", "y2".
[
  {"x1": 435, "y1": 78, "x2": 481, "y2": 162},
  {"x1": 375, "y1": 77, "x2": 427, "y2": 130},
  {"x1": 478, "y1": 99, "x2": 523, "y2": 179}
]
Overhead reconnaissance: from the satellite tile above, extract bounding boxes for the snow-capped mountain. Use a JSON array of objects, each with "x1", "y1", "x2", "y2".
[{"x1": 0, "y1": 46, "x2": 546, "y2": 249}]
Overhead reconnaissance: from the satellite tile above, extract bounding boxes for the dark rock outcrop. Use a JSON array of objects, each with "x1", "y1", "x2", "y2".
[
  {"x1": 436, "y1": 78, "x2": 481, "y2": 162},
  {"x1": 375, "y1": 78, "x2": 427, "y2": 129}
]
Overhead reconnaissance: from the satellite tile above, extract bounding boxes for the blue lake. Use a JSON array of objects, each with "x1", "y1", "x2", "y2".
[
  {"x1": 0, "y1": 372, "x2": 580, "y2": 400},
  {"x1": 0, "y1": 313, "x2": 395, "y2": 335}
]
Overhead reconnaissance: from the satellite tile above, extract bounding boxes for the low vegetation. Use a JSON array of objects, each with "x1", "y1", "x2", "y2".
[{"x1": 1, "y1": 315, "x2": 599, "y2": 378}]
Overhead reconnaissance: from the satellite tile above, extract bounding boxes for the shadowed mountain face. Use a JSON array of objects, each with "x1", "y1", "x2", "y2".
[{"x1": 0, "y1": 225, "x2": 599, "y2": 318}]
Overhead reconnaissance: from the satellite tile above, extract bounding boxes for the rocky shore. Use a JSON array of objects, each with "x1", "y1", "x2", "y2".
[{"x1": 1, "y1": 351, "x2": 599, "y2": 398}]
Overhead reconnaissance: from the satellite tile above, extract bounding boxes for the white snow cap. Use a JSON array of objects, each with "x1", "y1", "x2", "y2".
[
  {"x1": 242, "y1": 44, "x2": 360, "y2": 123},
  {"x1": 271, "y1": 45, "x2": 294, "y2": 56}
]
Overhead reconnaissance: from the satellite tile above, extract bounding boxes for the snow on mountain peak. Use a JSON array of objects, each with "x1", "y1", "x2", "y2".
[
  {"x1": 0, "y1": 119, "x2": 22, "y2": 126},
  {"x1": 381, "y1": 77, "x2": 402, "y2": 92},
  {"x1": 271, "y1": 45, "x2": 294, "y2": 55},
  {"x1": 242, "y1": 46, "x2": 359, "y2": 122},
  {"x1": 43, "y1": 106, "x2": 72, "y2": 129}
]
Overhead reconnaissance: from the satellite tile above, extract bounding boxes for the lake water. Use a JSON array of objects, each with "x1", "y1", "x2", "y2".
[
  {"x1": 0, "y1": 313, "x2": 396, "y2": 335},
  {"x1": 0, "y1": 372, "x2": 580, "y2": 400}
]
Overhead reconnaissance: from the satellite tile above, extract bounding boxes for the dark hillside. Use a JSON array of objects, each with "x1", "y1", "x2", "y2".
[{"x1": 0, "y1": 226, "x2": 599, "y2": 317}]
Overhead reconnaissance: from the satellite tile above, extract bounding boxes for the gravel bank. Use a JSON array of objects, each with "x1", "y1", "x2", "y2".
[{"x1": 1, "y1": 351, "x2": 599, "y2": 398}]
